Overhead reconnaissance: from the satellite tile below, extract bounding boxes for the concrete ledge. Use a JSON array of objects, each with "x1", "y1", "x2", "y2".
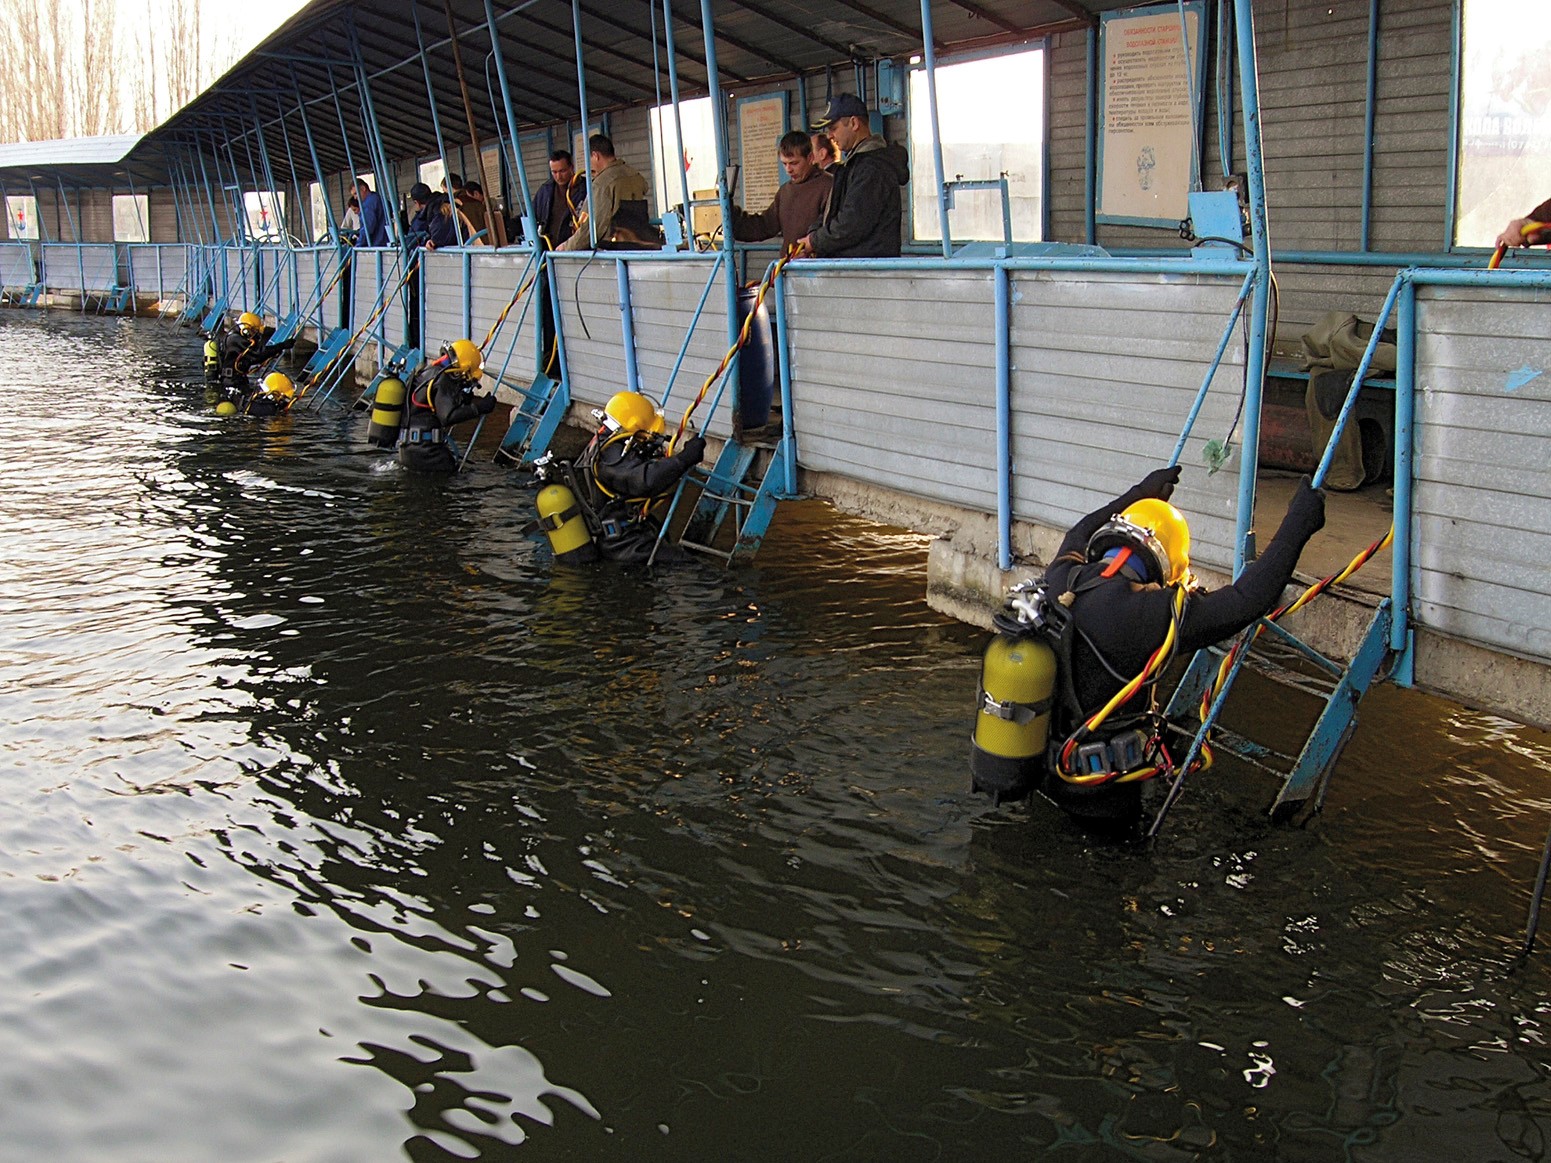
[{"x1": 800, "y1": 470, "x2": 1551, "y2": 733}]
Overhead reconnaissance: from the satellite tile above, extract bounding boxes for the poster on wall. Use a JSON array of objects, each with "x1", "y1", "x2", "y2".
[
  {"x1": 737, "y1": 92, "x2": 788, "y2": 213},
  {"x1": 1096, "y1": 1, "x2": 1206, "y2": 226}
]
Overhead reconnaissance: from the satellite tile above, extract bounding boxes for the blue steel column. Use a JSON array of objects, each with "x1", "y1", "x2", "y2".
[
  {"x1": 572, "y1": 0, "x2": 597, "y2": 246},
  {"x1": 350, "y1": 19, "x2": 403, "y2": 248},
  {"x1": 661, "y1": 0, "x2": 694, "y2": 232},
  {"x1": 994, "y1": 264, "x2": 1012, "y2": 568},
  {"x1": 1230, "y1": 0, "x2": 1270, "y2": 575},
  {"x1": 699, "y1": 0, "x2": 741, "y2": 395},
  {"x1": 291, "y1": 69, "x2": 335, "y2": 235},
  {"x1": 412, "y1": 1, "x2": 462, "y2": 242},
  {"x1": 918, "y1": 0, "x2": 953, "y2": 257},
  {"x1": 326, "y1": 63, "x2": 362, "y2": 197},
  {"x1": 1391, "y1": 275, "x2": 1416, "y2": 679},
  {"x1": 272, "y1": 96, "x2": 307, "y2": 244},
  {"x1": 484, "y1": 0, "x2": 535, "y2": 227},
  {"x1": 1360, "y1": 0, "x2": 1378, "y2": 251},
  {"x1": 1085, "y1": 26, "x2": 1097, "y2": 245}
]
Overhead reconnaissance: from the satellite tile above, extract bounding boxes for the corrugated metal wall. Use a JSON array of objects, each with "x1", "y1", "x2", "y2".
[
  {"x1": 1046, "y1": 0, "x2": 1457, "y2": 350},
  {"x1": 785, "y1": 267, "x2": 1245, "y2": 573},
  {"x1": 1412, "y1": 286, "x2": 1551, "y2": 666}
]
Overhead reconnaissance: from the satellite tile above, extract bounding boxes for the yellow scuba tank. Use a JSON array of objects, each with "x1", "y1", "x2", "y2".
[
  {"x1": 203, "y1": 337, "x2": 220, "y2": 382},
  {"x1": 366, "y1": 376, "x2": 406, "y2": 447},
  {"x1": 536, "y1": 483, "x2": 597, "y2": 563},
  {"x1": 970, "y1": 581, "x2": 1059, "y2": 803}
]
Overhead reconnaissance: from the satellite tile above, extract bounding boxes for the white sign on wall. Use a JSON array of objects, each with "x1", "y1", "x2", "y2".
[{"x1": 1097, "y1": 1, "x2": 1206, "y2": 226}]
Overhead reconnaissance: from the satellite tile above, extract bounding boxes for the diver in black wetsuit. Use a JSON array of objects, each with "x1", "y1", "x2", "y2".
[
  {"x1": 397, "y1": 338, "x2": 496, "y2": 472},
  {"x1": 242, "y1": 372, "x2": 297, "y2": 417},
  {"x1": 220, "y1": 312, "x2": 294, "y2": 404},
  {"x1": 573, "y1": 391, "x2": 705, "y2": 562},
  {"x1": 1039, "y1": 465, "x2": 1326, "y2": 817}
]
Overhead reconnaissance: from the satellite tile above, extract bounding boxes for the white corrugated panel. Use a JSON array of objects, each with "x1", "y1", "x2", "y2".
[
  {"x1": 624, "y1": 260, "x2": 735, "y2": 438},
  {"x1": 225, "y1": 249, "x2": 247, "y2": 310},
  {"x1": 786, "y1": 268, "x2": 1000, "y2": 512},
  {"x1": 471, "y1": 251, "x2": 545, "y2": 387},
  {"x1": 422, "y1": 250, "x2": 466, "y2": 355},
  {"x1": 0, "y1": 242, "x2": 35, "y2": 285},
  {"x1": 1008, "y1": 271, "x2": 1246, "y2": 573},
  {"x1": 1412, "y1": 287, "x2": 1551, "y2": 664},
  {"x1": 785, "y1": 267, "x2": 1246, "y2": 572},
  {"x1": 550, "y1": 253, "x2": 628, "y2": 411}
]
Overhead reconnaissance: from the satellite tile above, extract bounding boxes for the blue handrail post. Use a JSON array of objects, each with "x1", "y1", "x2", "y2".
[
  {"x1": 616, "y1": 261, "x2": 641, "y2": 394},
  {"x1": 571, "y1": 0, "x2": 597, "y2": 247},
  {"x1": 484, "y1": 0, "x2": 535, "y2": 230},
  {"x1": 1391, "y1": 274, "x2": 1416, "y2": 682},
  {"x1": 773, "y1": 269, "x2": 797, "y2": 495},
  {"x1": 698, "y1": 0, "x2": 742, "y2": 417},
  {"x1": 918, "y1": 0, "x2": 953, "y2": 259},
  {"x1": 1360, "y1": 0, "x2": 1379, "y2": 252},
  {"x1": 994, "y1": 264, "x2": 1012, "y2": 569},
  {"x1": 1231, "y1": 0, "x2": 1271, "y2": 576}
]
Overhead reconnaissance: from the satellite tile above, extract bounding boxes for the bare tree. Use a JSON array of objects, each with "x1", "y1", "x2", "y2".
[{"x1": 0, "y1": 0, "x2": 243, "y2": 143}]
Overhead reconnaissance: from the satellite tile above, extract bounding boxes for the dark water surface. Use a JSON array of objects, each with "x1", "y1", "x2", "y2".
[{"x1": 2, "y1": 314, "x2": 1549, "y2": 1161}]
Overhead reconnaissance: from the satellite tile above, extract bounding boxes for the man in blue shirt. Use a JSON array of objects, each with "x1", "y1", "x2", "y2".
[{"x1": 356, "y1": 178, "x2": 389, "y2": 247}]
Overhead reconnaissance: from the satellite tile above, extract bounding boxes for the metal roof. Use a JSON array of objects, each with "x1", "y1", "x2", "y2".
[
  {"x1": 0, "y1": 134, "x2": 147, "y2": 188},
  {"x1": 8, "y1": 0, "x2": 1134, "y2": 191}
]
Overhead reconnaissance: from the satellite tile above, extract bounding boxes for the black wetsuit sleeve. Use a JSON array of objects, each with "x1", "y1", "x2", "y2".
[
  {"x1": 597, "y1": 437, "x2": 705, "y2": 498},
  {"x1": 1049, "y1": 470, "x2": 1180, "y2": 574},
  {"x1": 432, "y1": 376, "x2": 482, "y2": 427},
  {"x1": 1176, "y1": 521, "x2": 1313, "y2": 653}
]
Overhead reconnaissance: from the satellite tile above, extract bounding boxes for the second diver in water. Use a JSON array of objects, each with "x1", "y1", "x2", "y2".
[
  {"x1": 396, "y1": 339, "x2": 497, "y2": 472},
  {"x1": 531, "y1": 390, "x2": 706, "y2": 563}
]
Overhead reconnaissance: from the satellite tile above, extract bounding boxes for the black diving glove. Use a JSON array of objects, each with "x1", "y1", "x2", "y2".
[
  {"x1": 1136, "y1": 464, "x2": 1182, "y2": 502},
  {"x1": 282, "y1": 338, "x2": 297, "y2": 350},
  {"x1": 680, "y1": 434, "x2": 707, "y2": 465},
  {"x1": 1278, "y1": 476, "x2": 1326, "y2": 543},
  {"x1": 475, "y1": 392, "x2": 497, "y2": 415}
]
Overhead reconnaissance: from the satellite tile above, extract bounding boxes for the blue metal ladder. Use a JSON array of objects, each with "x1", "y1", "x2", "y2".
[
  {"x1": 1156, "y1": 598, "x2": 1394, "y2": 828},
  {"x1": 656, "y1": 433, "x2": 790, "y2": 565},
  {"x1": 348, "y1": 343, "x2": 423, "y2": 409},
  {"x1": 494, "y1": 372, "x2": 566, "y2": 466}
]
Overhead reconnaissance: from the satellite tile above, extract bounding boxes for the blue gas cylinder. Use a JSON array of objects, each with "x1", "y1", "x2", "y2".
[{"x1": 735, "y1": 286, "x2": 775, "y2": 429}]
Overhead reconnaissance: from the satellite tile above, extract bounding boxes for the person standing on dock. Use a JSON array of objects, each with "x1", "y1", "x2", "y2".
[
  {"x1": 356, "y1": 178, "x2": 389, "y2": 248},
  {"x1": 809, "y1": 132, "x2": 838, "y2": 174},
  {"x1": 556, "y1": 135, "x2": 659, "y2": 251},
  {"x1": 729, "y1": 131, "x2": 834, "y2": 250},
  {"x1": 794, "y1": 94, "x2": 909, "y2": 260},
  {"x1": 532, "y1": 151, "x2": 586, "y2": 248}
]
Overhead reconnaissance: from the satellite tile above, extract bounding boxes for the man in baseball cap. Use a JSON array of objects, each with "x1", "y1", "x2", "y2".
[{"x1": 796, "y1": 94, "x2": 909, "y2": 259}]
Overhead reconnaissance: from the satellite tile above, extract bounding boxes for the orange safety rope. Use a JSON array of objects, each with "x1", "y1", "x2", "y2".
[
  {"x1": 671, "y1": 247, "x2": 795, "y2": 450},
  {"x1": 297, "y1": 254, "x2": 422, "y2": 398}
]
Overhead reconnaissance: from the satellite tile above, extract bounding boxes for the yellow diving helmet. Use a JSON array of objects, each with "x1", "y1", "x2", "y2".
[
  {"x1": 237, "y1": 311, "x2": 263, "y2": 335},
  {"x1": 602, "y1": 390, "x2": 662, "y2": 435},
  {"x1": 1087, "y1": 498, "x2": 1192, "y2": 586},
  {"x1": 443, "y1": 338, "x2": 483, "y2": 380},
  {"x1": 262, "y1": 371, "x2": 295, "y2": 399}
]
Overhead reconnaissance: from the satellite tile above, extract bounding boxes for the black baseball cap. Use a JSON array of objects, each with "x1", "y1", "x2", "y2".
[{"x1": 812, "y1": 93, "x2": 869, "y2": 128}]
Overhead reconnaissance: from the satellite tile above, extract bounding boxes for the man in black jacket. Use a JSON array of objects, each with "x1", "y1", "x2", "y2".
[{"x1": 795, "y1": 94, "x2": 909, "y2": 259}]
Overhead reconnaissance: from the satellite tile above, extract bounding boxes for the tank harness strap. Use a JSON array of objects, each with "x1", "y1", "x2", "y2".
[
  {"x1": 403, "y1": 428, "x2": 446, "y2": 445},
  {"x1": 978, "y1": 689, "x2": 1053, "y2": 724},
  {"x1": 536, "y1": 503, "x2": 580, "y2": 532}
]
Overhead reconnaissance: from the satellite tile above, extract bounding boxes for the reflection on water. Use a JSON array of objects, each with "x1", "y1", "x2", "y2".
[{"x1": 0, "y1": 314, "x2": 1548, "y2": 1161}]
